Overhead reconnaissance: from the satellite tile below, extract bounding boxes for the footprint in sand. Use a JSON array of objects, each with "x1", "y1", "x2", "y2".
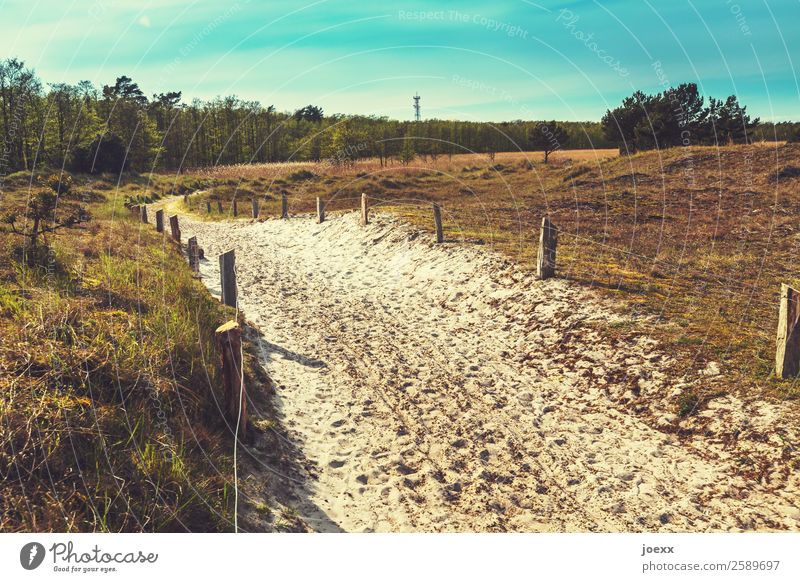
[
  {"x1": 329, "y1": 459, "x2": 347, "y2": 468},
  {"x1": 397, "y1": 463, "x2": 417, "y2": 475}
]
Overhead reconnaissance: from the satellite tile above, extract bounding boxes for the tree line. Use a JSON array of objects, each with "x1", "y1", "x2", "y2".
[
  {"x1": 0, "y1": 58, "x2": 614, "y2": 174},
  {"x1": 1, "y1": 57, "x2": 794, "y2": 176}
]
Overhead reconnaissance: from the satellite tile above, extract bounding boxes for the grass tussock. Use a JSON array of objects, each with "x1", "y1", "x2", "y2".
[{"x1": 0, "y1": 171, "x2": 241, "y2": 532}]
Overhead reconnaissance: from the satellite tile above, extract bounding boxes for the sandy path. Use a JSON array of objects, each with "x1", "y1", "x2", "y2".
[{"x1": 160, "y1": 200, "x2": 800, "y2": 532}]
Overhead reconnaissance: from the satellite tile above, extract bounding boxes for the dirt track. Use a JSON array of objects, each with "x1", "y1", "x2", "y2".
[{"x1": 161, "y1": 200, "x2": 800, "y2": 532}]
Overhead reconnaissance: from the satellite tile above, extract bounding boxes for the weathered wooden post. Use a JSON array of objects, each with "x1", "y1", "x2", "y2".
[
  {"x1": 317, "y1": 197, "x2": 325, "y2": 223},
  {"x1": 232, "y1": 198, "x2": 238, "y2": 217},
  {"x1": 217, "y1": 200, "x2": 223, "y2": 213},
  {"x1": 206, "y1": 201, "x2": 212, "y2": 214},
  {"x1": 281, "y1": 193, "x2": 288, "y2": 219},
  {"x1": 776, "y1": 284, "x2": 800, "y2": 379},
  {"x1": 183, "y1": 194, "x2": 189, "y2": 206},
  {"x1": 188, "y1": 236, "x2": 200, "y2": 274},
  {"x1": 155, "y1": 209, "x2": 164, "y2": 232},
  {"x1": 215, "y1": 320, "x2": 247, "y2": 438},
  {"x1": 140, "y1": 205, "x2": 148, "y2": 224},
  {"x1": 536, "y1": 216, "x2": 557, "y2": 280},
  {"x1": 433, "y1": 203, "x2": 443, "y2": 243},
  {"x1": 130, "y1": 204, "x2": 140, "y2": 218},
  {"x1": 360, "y1": 193, "x2": 369, "y2": 226},
  {"x1": 251, "y1": 198, "x2": 259, "y2": 219},
  {"x1": 219, "y1": 250, "x2": 237, "y2": 308},
  {"x1": 169, "y1": 215, "x2": 181, "y2": 243}
]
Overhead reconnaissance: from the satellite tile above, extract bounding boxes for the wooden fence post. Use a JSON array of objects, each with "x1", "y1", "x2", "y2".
[
  {"x1": 206, "y1": 201, "x2": 212, "y2": 214},
  {"x1": 251, "y1": 198, "x2": 259, "y2": 219},
  {"x1": 433, "y1": 203, "x2": 443, "y2": 243},
  {"x1": 183, "y1": 194, "x2": 189, "y2": 206},
  {"x1": 360, "y1": 193, "x2": 369, "y2": 226},
  {"x1": 232, "y1": 198, "x2": 238, "y2": 217},
  {"x1": 188, "y1": 236, "x2": 200, "y2": 274},
  {"x1": 169, "y1": 215, "x2": 181, "y2": 243},
  {"x1": 130, "y1": 204, "x2": 140, "y2": 218},
  {"x1": 317, "y1": 197, "x2": 325, "y2": 223},
  {"x1": 536, "y1": 216, "x2": 557, "y2": 280},
  {"x1": 155, "y1": 209, "x2": 164, "y2": 232},
  {"x1": 215, "y1": 321, "x2": 247, "y2": 438},
  {"x1": 776, "y1": 284, "x2": 800, "y2": 379},
  {"x1": 281, "y1": 193, "x2": 288, "y2": 219},
  {"x1": 217, "y1": 200, "x2": 223, "y2": 213},
  {"x1": 219, "y1": 250, "x2": 237, "y2": 308},
  {"x1": 140, "y1": 205, "x2": 148, "y2": 224}
]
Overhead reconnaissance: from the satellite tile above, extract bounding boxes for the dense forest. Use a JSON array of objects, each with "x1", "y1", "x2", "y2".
[{"x1": 0, "y1": 57, "x2": 796, "y2": 175}]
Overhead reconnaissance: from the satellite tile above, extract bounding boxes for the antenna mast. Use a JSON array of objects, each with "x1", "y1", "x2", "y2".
[{"x1": 413, "y1": 93, "x2": 421, "y2": 122}]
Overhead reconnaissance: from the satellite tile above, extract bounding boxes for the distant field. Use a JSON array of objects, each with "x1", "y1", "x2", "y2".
[
  {"x1": 173, "y1": 142, "x2": 800, "y2": 404},
  {"x1": 192, "y1": 148, "x2": 620, "y2": 180}
]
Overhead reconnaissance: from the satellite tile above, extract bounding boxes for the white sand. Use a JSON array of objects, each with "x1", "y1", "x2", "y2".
[{"x1": 159, "y1": 200, "x2": 800, "y2": 532}]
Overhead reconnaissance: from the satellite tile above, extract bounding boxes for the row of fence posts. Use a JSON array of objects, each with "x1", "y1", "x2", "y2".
[
  {"x1": 166, "y1": 191, "x2": 557, "y2": 280},
  {"x1": 130, "y1": 200, "x2": 247, "y2": 438},
  {"x1": 127, "y1": 193, "x2": 559, "y2": 435},
  {"x1": 133, "y1": 191, "x2": 800, "y2": 393},
  {"x1": 188, "y1": 192, "x2": 293, "y2": 220},
  {"x1": 183, "y1": 192, "x2": 552, "y2": 438},
  {"x1": 124, "y1": 191, "x2": 564, "y2": 439}
]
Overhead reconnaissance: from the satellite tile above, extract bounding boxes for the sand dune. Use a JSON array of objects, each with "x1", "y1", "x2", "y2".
[{"x1": 158, "y1": 199, "x2": 800, "y2": 532}]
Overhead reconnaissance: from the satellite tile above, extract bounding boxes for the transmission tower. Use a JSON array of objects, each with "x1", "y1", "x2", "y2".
[{"x1": 413, "y1": 93, "x2": 421, "y2": 122}]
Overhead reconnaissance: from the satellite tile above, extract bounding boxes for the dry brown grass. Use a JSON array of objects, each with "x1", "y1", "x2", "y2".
[
  {"x1": 177, "y1": 142, "x2": 800, "y2": 401},
  {"x1": 0, "y1": 173, "x2": 245, "y2": 531}
]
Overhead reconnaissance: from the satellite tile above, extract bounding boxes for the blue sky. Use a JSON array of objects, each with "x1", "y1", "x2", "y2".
[{"x1": 1, "y1": 0, "x2": 798, "y2": 121}]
